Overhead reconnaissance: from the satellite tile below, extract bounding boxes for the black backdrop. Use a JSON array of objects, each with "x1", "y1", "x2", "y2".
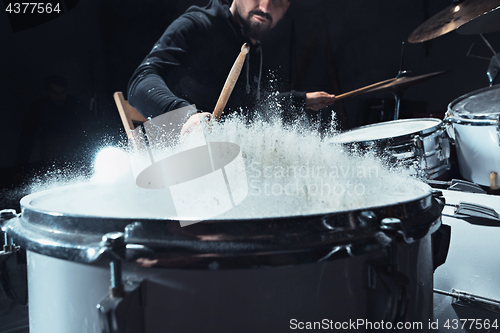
[{"x1": 1, "y1": 0, "x2": 499, "y2": 203}]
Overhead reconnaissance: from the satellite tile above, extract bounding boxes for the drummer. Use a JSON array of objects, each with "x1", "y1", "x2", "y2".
[{"x1": 127, "y1": 0, "x2": 335, "y2": 126}]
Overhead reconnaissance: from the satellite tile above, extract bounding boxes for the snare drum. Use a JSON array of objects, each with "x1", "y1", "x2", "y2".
[
  {"x1": 2, "y1": 181, "x2": 443, "y2": 333},
  {"x1": 330, "y1": 119, "x2": 450, "y2": 179},
  {"x1": 434, "y1": 190, "x2": 500, "y2": 332},
  {"x1": 445, "y1": 85, "x2": 500, "y2": 187}
]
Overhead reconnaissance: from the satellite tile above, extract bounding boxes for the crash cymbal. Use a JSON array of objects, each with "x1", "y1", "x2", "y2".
[
  {"x1": 362, "y1": 71, "x2": 449, "y2": 95},
  {"x1": 457, "y1": 6, "x2": 500, "y2": 35},
  {"x1": 408, "y1": 0, "x2": 500, "y2": 43}
]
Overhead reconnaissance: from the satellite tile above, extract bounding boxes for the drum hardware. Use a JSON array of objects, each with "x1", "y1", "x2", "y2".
[
  {"x1": 1, "y1": 209, "x2": 18, "y2": 253},
  {"x1": 0, "y1": 209, "x2": 27, "y2": 306},
  {"x1": 369, "y1": 217, "x2": 414, "y2": 325},
  {"x1": 426, "y1": 179, "x2": 487, "y2": 194},
  {"x1": 472, "y1": 34, "x2": 500, "y2": 86},
  {"x1": 498, "y1": 118, "x2": 500, "y2": 146},
  {"x1": 488, "y1": 53, "x2": 500, "y2": 86},
  {"x1": 466, "y1": 43, "x2": 493, "y2": 61},
  {"x1": 443, "y1": 201, "x2": 500, "y2": 226},
  {"x1": 361, "y1": 71, "x2": 448, "y2": 121},
  {"x1": 435, "y1": 190, "x2": 500, "y2": 331},
  {"x1": 380, "y1": 218, "x2": 401, "y2": 267},
  {"x1": 434, "y1": 289, "x2": 500, "y2": 315},
  {"x1": 367, "y1": 258, "x2": 410, "y2": 325},
  {"x1": 431, "y1": 223, "x2": 451, "y2": 272},
  {"x1": 97, "y1": 231, "x2": 149, "y2": 333},
  {"x1": 491, "y1": 172, "x2": 500, "y2": 190}
]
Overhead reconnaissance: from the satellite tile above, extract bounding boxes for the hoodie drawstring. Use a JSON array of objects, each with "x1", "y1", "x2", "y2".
[{"x1": 245, "y1": 44, "x2": 263, "y2": 101}]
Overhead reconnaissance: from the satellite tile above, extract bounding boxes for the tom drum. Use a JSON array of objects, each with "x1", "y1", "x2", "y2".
[
  {"x1": 1, "y1": 181, "x2": 444, "y2": 333},
  {"x1": 330, "y1": 118, "x2": 450, "y2": 179},
  {"x1": 445, "y1": 85, "x2": 500, "y2": 187}
]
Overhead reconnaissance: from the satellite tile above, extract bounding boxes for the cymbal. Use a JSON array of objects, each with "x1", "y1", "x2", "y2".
[
  {"x1": 408, "y1": 0, "x2": 500, "y2": 43},
  {"x1": 362, "y1": 71, "x2": 449, "y2": 95},
  {"x1": 457, "y1": 6, "x2": 500, "y2": 35}
]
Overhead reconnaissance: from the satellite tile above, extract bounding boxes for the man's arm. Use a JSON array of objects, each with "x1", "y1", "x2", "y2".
[
  {"x1": 127, "y1": 14, "x2": 210, "y2": 119},
  {"x1": 275, "y1": 90, "x2": 335, "y2": 112}
]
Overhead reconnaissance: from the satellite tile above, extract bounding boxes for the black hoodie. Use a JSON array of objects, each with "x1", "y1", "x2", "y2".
[{"x1": 128, "y1": 0, "x2": 305, "y2": 119}]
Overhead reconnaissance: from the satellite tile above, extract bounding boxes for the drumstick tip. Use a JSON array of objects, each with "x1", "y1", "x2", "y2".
[{"x1": 241, "y1": 43, "x2": 250, "y2": 54}]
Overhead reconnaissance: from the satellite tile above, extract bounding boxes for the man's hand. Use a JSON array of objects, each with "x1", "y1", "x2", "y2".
[
  {"x1": 305, "y1": 92, "x2": 335, "y2": 111},
  {"x1": 181, "y1": 112, "x2": 212, "y2": 136}
]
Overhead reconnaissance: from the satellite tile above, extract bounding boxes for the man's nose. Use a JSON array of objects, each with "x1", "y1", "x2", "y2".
[{"x1": 258, "y1": 0, "x2": 270, "y2": 13}]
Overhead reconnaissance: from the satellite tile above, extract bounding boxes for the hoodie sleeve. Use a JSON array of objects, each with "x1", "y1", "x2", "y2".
[
  {"x1": 128, "y1": 13, "x2": 211, "y2": 118},
  {"x1": 275, "y1": 90, "x2": 306, "y2": 110}
]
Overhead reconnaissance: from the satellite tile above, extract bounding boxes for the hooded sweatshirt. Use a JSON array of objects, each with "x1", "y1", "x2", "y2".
[{"x1": 128, "y1": 0, "x2": 305, "y2": 119}]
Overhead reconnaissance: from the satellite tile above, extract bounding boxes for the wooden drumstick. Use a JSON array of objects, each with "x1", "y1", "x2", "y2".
[
  {"x1": 490, "y1": 172, "x2": 499, "y2": 190},
  {"x1": 334, "y1": 77, "x2": 398, "y2": 101},
  {"x1": 212, "y1": 43, "x2": 250, "y2": 120}
]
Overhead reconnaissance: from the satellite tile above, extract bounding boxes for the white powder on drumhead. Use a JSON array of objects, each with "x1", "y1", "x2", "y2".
[
  {"x1": 198, "y1": 112, "x2": 427, "y2": 219},
  {"x1": 22, "y1": 110, "x2": 429, "y2": 220}
]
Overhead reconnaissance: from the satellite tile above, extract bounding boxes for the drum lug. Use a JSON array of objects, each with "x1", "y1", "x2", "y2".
[
  {"x1": 0, "y1": 210, "x2": 28, "y2": 307},
  {"x1": 1, "y1": 209, "x2": 19, "y2": 253},
  {"x1": 97, "y1": 279, "x2": 146, "y2": 333},
  {"x1": 381, "y1": 217, "x2": 401, "y2": 231},
  {"x1": 435, "y1": 289, "x2": 500, "y2": 315},
  {"x1": 497, "y1": 117, "x2": 500, "y2": 146},
  {"x1": 97, "y1": 232, "x2": 148, "y2": 333},
  {"x1": 437, "y1": 129, "x2": 451, "y2": 161},
  {"x1": 443, "y1": 115, "x2": 456, "y2": 143},
  {"x1": 412, "y1": 135, "x2": 425, "y2": 176}
]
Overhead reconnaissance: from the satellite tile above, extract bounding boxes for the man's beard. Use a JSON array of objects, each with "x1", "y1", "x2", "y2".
[{"x1": 238, "y1": 10, "x2": 273, "y2": 41}]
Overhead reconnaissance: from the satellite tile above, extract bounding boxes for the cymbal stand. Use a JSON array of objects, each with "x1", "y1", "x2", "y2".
[
  {"x1": 468, "y1": 34, "x2": 500, "y2": 86},
  {"x1": 479, "y1": 34, "x2": 500, "y2": 86},
  {"x1": 393, "y1": 91, "x2": 403, "y2": 120},
  {"x1": 394, "y1": 42, "x2": 407, "y2": 120}
]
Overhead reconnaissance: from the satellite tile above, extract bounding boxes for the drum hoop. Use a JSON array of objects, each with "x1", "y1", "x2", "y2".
[
  {"x1": 4, "y1": 182, "x2": 438, "y2": 267},
  {"x1": 447, "y1": 85, "x2": 500, "y2": 122},
  {"x1": 445, "y1": 113, "x2": 499, "y2": 126},
  {"x1": 333, "y1": 118, "x2": 443, "y2": 145}
]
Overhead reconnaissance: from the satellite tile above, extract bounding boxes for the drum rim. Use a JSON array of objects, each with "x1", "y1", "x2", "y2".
[
  {"x1": 17, "y1": 180, "x2": 432, "y2": 222},
  {"x1": 330, "y1": 118, "x2": 443, "y2": 144},
  {"x1": 3, "y1": 181, "x2": 441, "y2": 268},
  {"x1": 447, "y1": 85, "x2": 500, "y2": 123}
]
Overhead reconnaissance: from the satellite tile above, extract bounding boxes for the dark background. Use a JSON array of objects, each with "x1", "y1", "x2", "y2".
[{"x1": 1, "y1": 0, "x2": 499, "y2": 211}]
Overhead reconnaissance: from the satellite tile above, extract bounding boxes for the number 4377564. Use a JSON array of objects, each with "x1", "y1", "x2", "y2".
[
  {"x1": 444, "y1": 319, "x2": 498, "y2": 330},
  {"x1": 5, "y1": 3, "x2": 61, "y2": 14}
]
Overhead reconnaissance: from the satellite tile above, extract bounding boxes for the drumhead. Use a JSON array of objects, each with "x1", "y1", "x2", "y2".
[
  {"x1": 20, "y1": 179, "x2": 431, "y2": 219},
  {"x1": 4, "y1": 180, "x2": 441, "y2": 267},
  {"x1": 330, "y1": 119, "x2": 442, "y2": 144},
  {"x1": 448, "y1": 85, "x2": 500, "y2": 121}
]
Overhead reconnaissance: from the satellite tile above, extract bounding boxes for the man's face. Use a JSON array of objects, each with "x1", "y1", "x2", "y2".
[
  {"x1": 231, "y1": 0, "x2": 290, "y2": 41},
  {"x1": 47, "y1": 83, "x2": 67, "y2": 105}
]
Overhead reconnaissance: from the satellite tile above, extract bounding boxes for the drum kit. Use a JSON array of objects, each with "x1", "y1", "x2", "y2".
[{"x1": 1, "y1": 1, "x2": 500, "y2": 332}]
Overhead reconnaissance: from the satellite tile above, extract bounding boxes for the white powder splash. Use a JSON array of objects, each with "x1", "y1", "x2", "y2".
[{"x1": 19, "y1": 107, "x2": 430, "y2": 221}]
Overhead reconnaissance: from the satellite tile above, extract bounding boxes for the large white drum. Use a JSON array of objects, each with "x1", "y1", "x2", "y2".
[
  {"x1": 445, "y1": 85, "x2": 500, "y2": 187},
  {"x1": 2, "y1": 181, "x2": 443, "y2": 333},
  {"x1": 434, "y1": 190, "x2": 500, "y2": 332},
  {"x1": 330, "y1": 119, "x2": 450, "y2": 179}
]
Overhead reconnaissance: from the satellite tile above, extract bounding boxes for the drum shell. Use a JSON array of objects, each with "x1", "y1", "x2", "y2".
[
  {"x1": 26, "y1": 234, "x2": 434, "y2": 333},
  {"x1": 446, "y1": 118, "x2": 500, "y2": 187},
  {"x1": 446, "y1": 85, "x2": 500, "y2": 186}
]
